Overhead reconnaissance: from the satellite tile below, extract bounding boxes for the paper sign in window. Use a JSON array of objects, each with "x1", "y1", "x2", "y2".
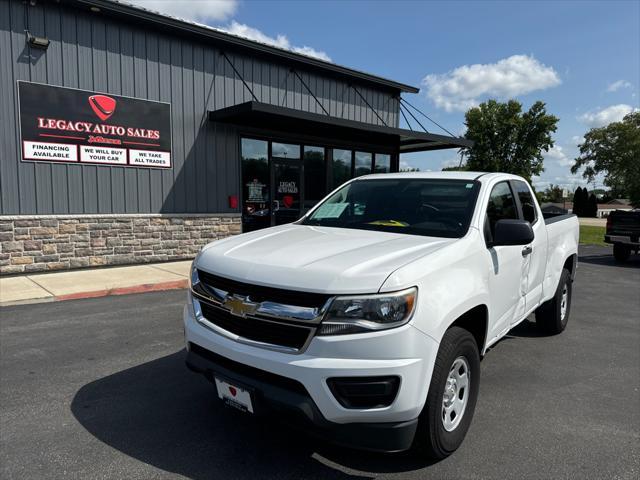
[{"x1": 312, "y1": 202, "x2": 349, "y2": 219}]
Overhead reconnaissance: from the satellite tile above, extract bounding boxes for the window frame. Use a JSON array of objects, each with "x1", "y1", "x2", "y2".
[
  {"x1": 483, "y1": 180, "x2": 520, "y2": 246},
  {"x1": 510, "y1": 180, "x2": 539, "y2": 226}
]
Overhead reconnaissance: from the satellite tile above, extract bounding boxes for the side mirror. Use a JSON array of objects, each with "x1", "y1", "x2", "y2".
[{"x1": 492, "y1": 219, "x2": 534, "y2": 246}]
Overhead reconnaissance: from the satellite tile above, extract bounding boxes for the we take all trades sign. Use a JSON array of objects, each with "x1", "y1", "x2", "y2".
[{"x1": 18, "y1": 81, "x2": 172, "y2": 169}]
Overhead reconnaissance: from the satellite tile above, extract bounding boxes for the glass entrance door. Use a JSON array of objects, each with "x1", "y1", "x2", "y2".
[
  {"x1": 241, "y1": 137, "x2": 392, "y2": 232},
  {"x1": 271, "y1": 159, "x2": 302, "y2": 226}
]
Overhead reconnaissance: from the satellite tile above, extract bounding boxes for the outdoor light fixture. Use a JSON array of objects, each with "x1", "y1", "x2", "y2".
[{"x1": 26, "y1": 31, "x2": 49, "y2": 50}]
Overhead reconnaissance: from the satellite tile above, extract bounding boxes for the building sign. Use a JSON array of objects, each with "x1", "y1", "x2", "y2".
[{"x1": 18, "y1": 81, "x2": 172, "y2": 168}]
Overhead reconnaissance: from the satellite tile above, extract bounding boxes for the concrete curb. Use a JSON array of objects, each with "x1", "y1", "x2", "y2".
[{"x1": 1, "y1": 279, "x2": 188, "y2": 307}]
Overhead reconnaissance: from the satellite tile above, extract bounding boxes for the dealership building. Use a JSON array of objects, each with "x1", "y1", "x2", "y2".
[{"x1": 0, "y1": 0, "x2": 469, "y2": 274}]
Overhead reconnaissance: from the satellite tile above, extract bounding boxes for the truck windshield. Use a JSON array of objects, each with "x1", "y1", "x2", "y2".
[{"x1": 301, "y1": 178, "x2": 480, "y2": 238}]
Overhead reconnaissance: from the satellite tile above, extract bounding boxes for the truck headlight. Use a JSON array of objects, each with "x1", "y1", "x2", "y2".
[
  {"x1": 318, "y1": 287, "x2": 417, "y2": 335},
  {"x1": 189, "y1": 258, "x2": 200, "y2": 288}
]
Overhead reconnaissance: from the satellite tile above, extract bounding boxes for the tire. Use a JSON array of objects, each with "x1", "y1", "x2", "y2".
[
  {"x1": 613, "y1": 244, "x2": 631, "y2": 263},
  {"x1": 535, "y1": 268, "x2": 572, "y2": 334},
  {"x1": 413, "y1": 326, "x2": 480, "y2": 460}
]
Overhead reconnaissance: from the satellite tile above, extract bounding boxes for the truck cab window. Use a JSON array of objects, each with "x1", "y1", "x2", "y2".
[
  {"x1": 514, "y1": 181, "x2": 538, "y2": 224},
  {"x1": 485, "y1": 182, "x2": 518, "y2": 241}
]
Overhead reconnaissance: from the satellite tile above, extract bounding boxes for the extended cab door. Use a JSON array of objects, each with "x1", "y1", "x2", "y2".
[
  {"x1": 484, "y1": 181, "x2": 528, "y2": 340},
  {"x1": 511, "y1": 180, "x2": 548, "y2": 315}
]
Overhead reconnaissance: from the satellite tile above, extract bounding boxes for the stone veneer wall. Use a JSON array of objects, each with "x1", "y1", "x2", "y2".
[{"x1": 0, "y1": 214, "x2": 241, "y2": 275}]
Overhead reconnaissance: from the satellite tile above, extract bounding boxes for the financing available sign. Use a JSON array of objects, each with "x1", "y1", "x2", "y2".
[{"x1": 18, "y1": 81, "x2": 172, "y2": 169}]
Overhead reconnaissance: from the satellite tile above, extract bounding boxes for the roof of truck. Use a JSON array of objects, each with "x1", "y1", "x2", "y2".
[{"x1": 358, "y1": 171, "x2": 514, "y2": 182}]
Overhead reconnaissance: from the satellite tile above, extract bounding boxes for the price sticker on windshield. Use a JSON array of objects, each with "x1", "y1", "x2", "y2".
[{"x1": 312, "y1": 202, "x2": 348, "y2": 219}]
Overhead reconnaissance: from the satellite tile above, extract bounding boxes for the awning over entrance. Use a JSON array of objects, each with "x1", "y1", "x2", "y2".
[{"x1": 209, "y1": 101, "x2": 472, "y2": 153}]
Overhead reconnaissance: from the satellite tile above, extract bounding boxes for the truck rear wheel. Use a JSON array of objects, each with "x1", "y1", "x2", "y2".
[
  {"x1": 535, "y1": 268, "x2": 572, "y2": 334},
  {"x1": 613, "y1": 244, "x2": 631, "y2": 263},
  {"x1": 414, "y1": 326, "x2": 480, "y2": 460}
]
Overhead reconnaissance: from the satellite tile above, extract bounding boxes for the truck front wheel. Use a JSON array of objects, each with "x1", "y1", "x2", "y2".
[
  {"x1": 414, "y1": 326, "x2": 480, "y2": 460},
  {"x1": 535, "y1": 268, "x2": 572, "y2": 334},
  {"x1": 613, "y1": 244, "x2": 631, "y2": 263}
]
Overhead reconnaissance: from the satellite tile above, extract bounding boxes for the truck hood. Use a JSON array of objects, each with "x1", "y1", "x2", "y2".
[{"x1": 196, "y1": 224, "x2": 455, "y2": 294}]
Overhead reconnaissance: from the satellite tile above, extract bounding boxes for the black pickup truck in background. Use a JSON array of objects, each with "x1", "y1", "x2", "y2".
[{"x1": 605, "y1": 210, "x2": 640, "y2": 262}]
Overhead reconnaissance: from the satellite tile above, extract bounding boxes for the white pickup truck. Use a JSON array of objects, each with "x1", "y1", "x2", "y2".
[{"x1": 184, "y1": 172, "x2": 579, "y2": 458}]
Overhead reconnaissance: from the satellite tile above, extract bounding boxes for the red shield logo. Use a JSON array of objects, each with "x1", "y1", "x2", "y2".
[
  {"x1": 88, "y1": 95, "x2": 116, "y2": 121},
  {"x1": 228, "y1": 386, "x2": 237, "y2": 397},
  {"x1": 282, "y1": 195, "x2": 294, "y2": 209}
]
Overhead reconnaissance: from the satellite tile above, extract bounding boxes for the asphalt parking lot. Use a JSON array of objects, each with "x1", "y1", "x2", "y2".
[{"x1": 1, "y1": 245, "x2": 638, "y2": 480}]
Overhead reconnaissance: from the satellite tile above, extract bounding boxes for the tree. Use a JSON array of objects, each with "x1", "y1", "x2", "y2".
[
  {"x1": 572, "y1": 112, "x2": 640, "y2": 207},
  {"x1": 461, "y1": 99, "x2": 559, "y2": 183},
  {"x1": 579, "y1": 187, "x2": 590, "y2": 216},
  {"x1": 573, "y1": 187, "x2": 585, "y2": 216},
  {"x1": 587, "y1": 193, "x2": 599, "y2": 217},
  {"x1": 541, "y1": 184, "x2": 564, "y2": 203}
]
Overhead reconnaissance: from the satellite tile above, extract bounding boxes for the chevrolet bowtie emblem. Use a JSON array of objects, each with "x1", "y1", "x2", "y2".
[{"x1": 223, "y1": 295, "x2": 258, "y2": 318}]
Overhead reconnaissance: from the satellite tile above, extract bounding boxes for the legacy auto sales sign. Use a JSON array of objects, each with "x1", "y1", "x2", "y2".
[{"x1": 18, "y1": 81, "x2": 172, "y2": 168}]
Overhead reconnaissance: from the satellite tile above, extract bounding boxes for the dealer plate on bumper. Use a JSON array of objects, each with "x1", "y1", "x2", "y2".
[{"x1": 214, "y1": 376, "x2": 254, "y2": 413}]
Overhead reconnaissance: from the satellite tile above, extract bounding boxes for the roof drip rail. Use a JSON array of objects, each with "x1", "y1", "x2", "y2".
[
  {"x1": 220, "y1": 51, "x2": 259, "y2": 102},
  {"x1": 350, "y1": 84, "x2": 388, "y2": 127},
  {"x1": 290, "y1": 69, "x2": 330, "y2": 116},
  {"x1": 400, "y1": 97, "x2": 457, "y2": 137}
]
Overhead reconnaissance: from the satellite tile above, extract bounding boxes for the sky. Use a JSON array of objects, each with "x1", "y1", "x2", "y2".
[{"x1": 128, "y1": 0, "x2": 640, "y2": 192}]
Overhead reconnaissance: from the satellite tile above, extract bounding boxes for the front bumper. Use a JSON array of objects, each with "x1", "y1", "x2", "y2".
[
  {"x1": 186, "y1": 342, "x2": 418, "y2": 451},
  {"x1": 183, "y1": 292, "x2": 439, "y2": 450}
]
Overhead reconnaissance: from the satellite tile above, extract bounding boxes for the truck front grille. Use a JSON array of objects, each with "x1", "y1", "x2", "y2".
[
  {"x1": 197, "y1": 270, "x2": 332, "y2": 309},
  {"x1": 198, "y1": 300, "x2": 313, "y2": 351}
]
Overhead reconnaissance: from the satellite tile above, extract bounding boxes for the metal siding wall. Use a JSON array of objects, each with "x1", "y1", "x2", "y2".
[
  {"x1": 0, "y1": 0, "x2": 18, "y2": 214},
  {"x1": 0, "y1": 0, "x2": 400, "y2": 215}
]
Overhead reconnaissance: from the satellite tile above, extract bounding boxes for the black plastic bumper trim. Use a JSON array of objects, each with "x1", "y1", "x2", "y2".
[{"x1": 186, "y1": 342, "x2": 418, "y2": 452}]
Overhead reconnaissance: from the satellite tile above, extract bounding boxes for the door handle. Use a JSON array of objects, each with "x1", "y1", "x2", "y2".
[
  {"x1": 522, "y1": 245, "x2": 533, "y2": 257},
  {"x1": 272, "y1": 200, "x2": 280, "y2": 212}
]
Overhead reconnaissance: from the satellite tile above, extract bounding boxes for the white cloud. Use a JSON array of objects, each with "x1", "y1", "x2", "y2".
[
  {"x1": 532, "y1": 174, "x2": 585, "y2": 191},
  {"x1": 440, "y1": 158, "x2": 461, "y2": 170},
  {"x1": 607, "y1": 80, "x2": 632, "y2": 92},
  {"x1": 219, "y1": 21, "x2": 331, "y2": 61},
  {"x1": 571, "y1": 135, "x2": 584, "y2": 146},
  {"x1": 544, "y1": 145, "x2": 573, "y2": 167},
  {"x1": 125, "y1": 2, "x2": 331, "y2": 62},
  {"x1": 127, "y1": 0, "x2": 238, "y2": 22},
  {"x1": 399, "y1": 160, "x2": 420, "y2": 171},
  {"x1": 422, "y1": 55, "x2": 561, "y2": 112},
  {"x1": 578, "y1": 104, "x2": 639, "y2": 127}
]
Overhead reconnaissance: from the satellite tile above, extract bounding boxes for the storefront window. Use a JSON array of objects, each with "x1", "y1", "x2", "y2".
[
  {"x1": 272, "y1": 142, "x2": 300, "y2": 159},
  {"x1": 241, "y1": 140, "x2": 395, "y2": 232},
  {"x1": 354, "y1": 151, "x2": 372, "y2": 177},
  {"x1": 332, "y1": 149, "x2": 352, "y2": 188},
  {"x1": 304, "y1": 146, "x2": 325, "y2": 210},
  {"x1": 241, "y1": 138, "x2": 270, "y2": 231},
  {"x1": 374, "y1": 153, "x2": 391, "y2": 173}
]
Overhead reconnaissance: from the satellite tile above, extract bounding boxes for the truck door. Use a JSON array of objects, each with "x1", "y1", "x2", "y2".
[
  {"x1": 512, "y1": 180, "x2": 548, "y2": 316},
  {"x1": 484, "y1": 181, "x2": 528, "y2": 340}
]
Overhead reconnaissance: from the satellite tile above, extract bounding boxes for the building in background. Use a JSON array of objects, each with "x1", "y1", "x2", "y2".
[
  {"x1": 596, "y1": 199, "x2": 633, "y2": 218},
  {"x1": 0, "y1": 0, "x2": 469, "y2": 274}
]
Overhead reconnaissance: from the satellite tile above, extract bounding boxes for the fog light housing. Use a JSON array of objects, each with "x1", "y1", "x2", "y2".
[{"x1": 327, "y1": 376, "x2": 400, "y2": 409}]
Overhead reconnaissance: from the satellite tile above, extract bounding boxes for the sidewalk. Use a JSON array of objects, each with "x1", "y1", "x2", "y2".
[
  {"x1": 579, "y1": 217, "x2": 607, "y2": 227},
  {"x1": 0, "y1": 261, "x2": 191, "y2": 307}
]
